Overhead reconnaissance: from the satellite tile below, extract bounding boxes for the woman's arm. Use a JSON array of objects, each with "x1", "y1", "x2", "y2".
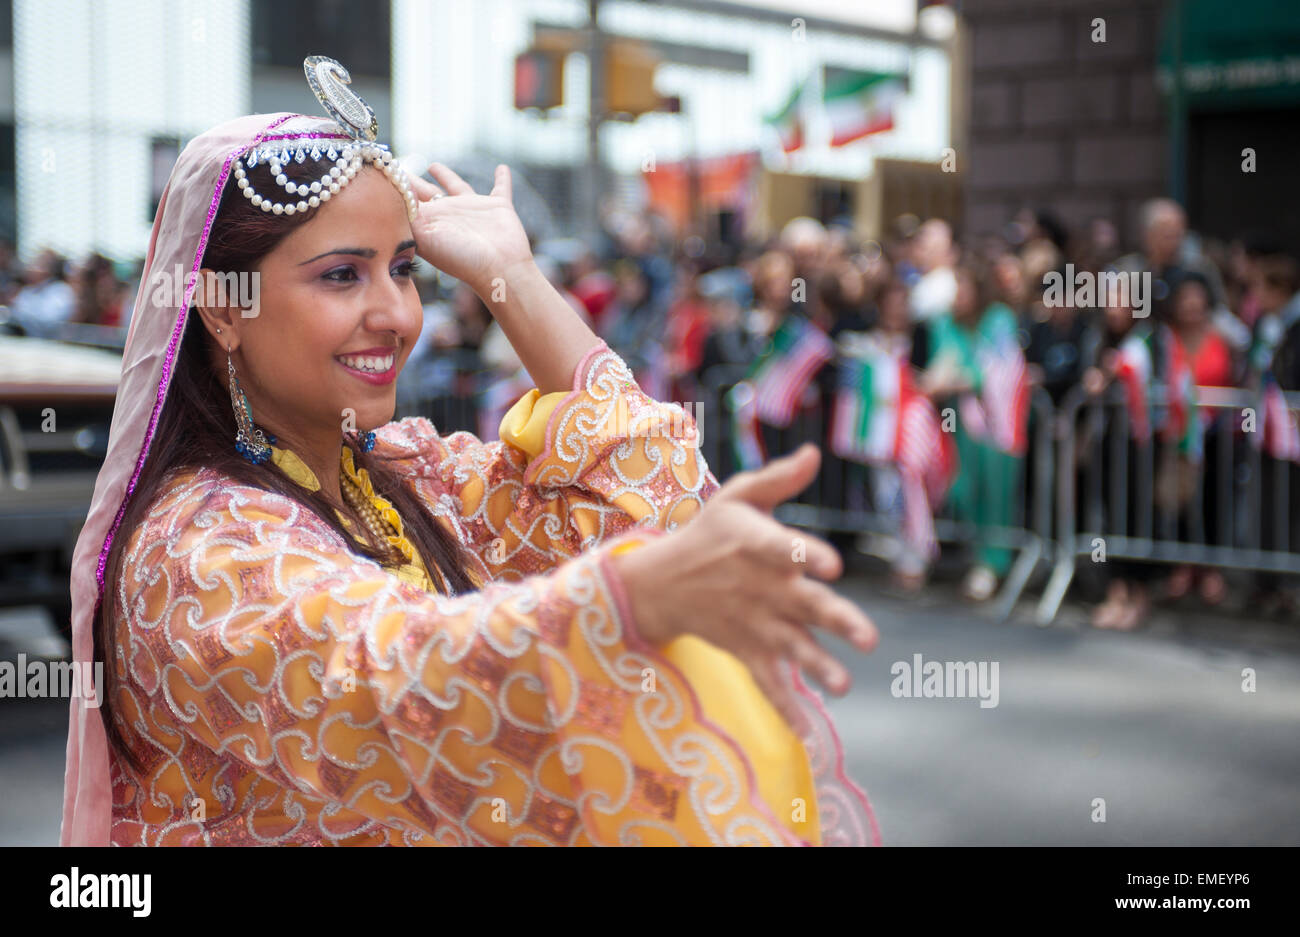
[
  {"x1": 380, "y1": 341, "x2": 717, "y2": 580},
  {"x1": 111, "y1": 474, "x2": 805, "y2": 846},
  {"x1": 483, "y1": 258, "x2": 601, "y2": 395}
]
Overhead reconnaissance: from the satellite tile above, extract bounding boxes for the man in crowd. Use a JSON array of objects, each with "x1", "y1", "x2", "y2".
[{"x1": 9, "y1": 248, "x2": 76, "y2": 339}]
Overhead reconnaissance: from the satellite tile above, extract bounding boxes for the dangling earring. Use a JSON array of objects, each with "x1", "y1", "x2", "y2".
[
  {"x1": 227, "y1": 348, "x2": 275, "y2": 464},
  {"x1": 360, "y1": 430, "x2": 376, "y2": 452}
]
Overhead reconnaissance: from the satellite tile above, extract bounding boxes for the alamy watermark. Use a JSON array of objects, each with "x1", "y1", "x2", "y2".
[
  {"x1": 0, "y1": 654, "x2": 104, "y2": 707},
  {"x1": 148, "y1": 264, "x2": 261, "y2": 317},
  {"x1": 890, "y1": 653, "x2": 1000, "y2": 708},
  {"x1": 50, "y1": 868, "x2": 151, "y2": 917},
  {"x1": 1043, "y1": 264, "x2": 1151, "y2": 318}
]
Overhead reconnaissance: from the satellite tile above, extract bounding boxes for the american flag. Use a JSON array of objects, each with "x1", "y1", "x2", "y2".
[
  {"x1": 750, "y1": 316, "x2": 835, "y2": 428},
  {"x1": 981, "y1": 339, "x2": 1030, "y2": 456},
  {"x1": 896, "y1": 376, "x2": 958, "y2": 561}
]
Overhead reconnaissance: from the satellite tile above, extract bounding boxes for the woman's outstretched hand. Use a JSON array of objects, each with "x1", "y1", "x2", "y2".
[
  {"x1": 408, "y1": 162, "x2": 534, "y2": 299},
  {"x1": 611, "y1": 443, "x2": 879, "y2": 735}
]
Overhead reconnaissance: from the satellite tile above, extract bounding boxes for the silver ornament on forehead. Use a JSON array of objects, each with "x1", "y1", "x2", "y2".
[
  {"x1": 303, "y1": 54, "x2": 378, "y2": 142},
  {"x1": 229, "y1": 55, "x2": 419, "y2": 221}
]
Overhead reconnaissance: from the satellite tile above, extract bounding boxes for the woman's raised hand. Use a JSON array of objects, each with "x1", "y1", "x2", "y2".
[
  {"x1": 407, "y1": 162, "x2": 534, "y2": 298},
  {"x1": 610, "y1": 443, "x2": 879, "y2": 735}
]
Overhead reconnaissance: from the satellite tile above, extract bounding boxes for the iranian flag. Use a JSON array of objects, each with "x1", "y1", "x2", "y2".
[
  {"x1": 830, "y1": 348, "x2": 903, "y2": 464},
  {"x1": 1163, "y1": 330, "x2": 1203, "y2": 461},
  {"x1": 765, "y1": 79, "x2": 807, "y2": 154},
  {"x1": 1114, "y1": 328, "x2": 1155, "y2": 443},
  {"x1": 1260, "y1": 376, "x2": 1300, "y2": 462},
  {"x1": 831, "y1": 344, "x2": 956, "y2": 560},
  {"x1": 824, "y1": 69, "x2": 906, "y2": 147}
]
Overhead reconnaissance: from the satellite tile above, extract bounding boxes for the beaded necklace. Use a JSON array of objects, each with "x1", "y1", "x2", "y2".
[
  {"x1": 270, "y1": 441, "x2": 447, "y2": 594},
  {"x1": 340, "y1": 465, "x2": 395, "y2": 545}
]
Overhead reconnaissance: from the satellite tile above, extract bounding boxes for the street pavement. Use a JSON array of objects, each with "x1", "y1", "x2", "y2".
[
  {"x1": 2, "y1": 574, "x2": 1298, "y2": 846},
  {"x1": 824, "y1": 573, "x2": 1300, "y2": 845}
]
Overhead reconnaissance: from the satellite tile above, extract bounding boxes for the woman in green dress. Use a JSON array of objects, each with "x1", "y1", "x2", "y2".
[{"x1": 916, "y1": 265, "x2": 1026, "y2": 601}]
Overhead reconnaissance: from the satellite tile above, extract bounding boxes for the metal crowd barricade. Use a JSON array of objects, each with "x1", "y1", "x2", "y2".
[
  {"x1": 1036, "y1": 382, "x2": 1300, "y2": 623},
  {"x1": 392, "y1": 349, "x2": 1300, "y2": 625},
  {"x1": 696, "y1": 364, "x2": 1060, "y2": 621},
  {"x1": 393, "y1": 346, "x2": 485, "y2": 435}
]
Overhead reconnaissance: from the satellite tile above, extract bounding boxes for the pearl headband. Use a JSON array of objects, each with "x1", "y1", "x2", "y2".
[
  {"x1": 234, "y1": 139, "x2": 417, "y2": 220},
  {"x1": 232, "y1": 55, "x2": 419, "y2": 221}
]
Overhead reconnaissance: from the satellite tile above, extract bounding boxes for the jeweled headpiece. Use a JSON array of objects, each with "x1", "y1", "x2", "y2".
[{"x1": 232, "y1": 55, "x2": 417, "y2": 220}]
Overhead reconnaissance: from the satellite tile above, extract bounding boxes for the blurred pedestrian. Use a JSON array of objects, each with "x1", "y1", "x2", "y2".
[
  {"x1": 72, "y1": 252, "x2": 126, "y2": 326},
  {"x1": 1165, "y1": 273, "x2": 1234, "y2": 605},
  {"x1": 916, "y1": 264, "x2": 1027, "y2": 601},
  {"x1": 10, "y1": 248, "x2": 76, "y2": 339},
  {"x1": 909, "y1": 219, "x2": 957, "y2": 322}
]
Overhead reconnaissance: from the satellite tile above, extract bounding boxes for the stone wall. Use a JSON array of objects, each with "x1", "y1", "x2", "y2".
[{"x1": 961, "y1": 0, "x2": 1168, "y2": 249}]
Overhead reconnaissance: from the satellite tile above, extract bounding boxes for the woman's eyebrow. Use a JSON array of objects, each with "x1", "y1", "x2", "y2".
[
  {"x1": 299, "y1": 247, "x2": 374, "y2": 265},
  {"x1": 299, "y1": 240, "x2": 417, "y2": 265}
]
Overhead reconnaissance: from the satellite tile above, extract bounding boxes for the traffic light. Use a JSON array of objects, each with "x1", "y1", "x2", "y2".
[
  {"x1": 514, "y1": 36, "x2": 666, "y2": 118},
  {"x1": 514, "y1": 48, "x2": 564, "y2": 110},
  {"x1": 604, "y1": 40, "x2": 662, "y2": 118}
]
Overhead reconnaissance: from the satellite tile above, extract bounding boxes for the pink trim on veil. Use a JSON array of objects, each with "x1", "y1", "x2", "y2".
[
  {"x1": 64, "y1": 113, "x2": 305, "y2": 848},
  {"x1": 790, "y1": 666, "x2": 883, "y2": 846},
  {"x1": 93, "y1": 114, "x2": 297, "y2": 593}
]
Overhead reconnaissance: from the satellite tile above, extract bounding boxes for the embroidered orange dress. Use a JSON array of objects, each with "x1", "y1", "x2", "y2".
[{"x1": 106, "y1": 341, "x2": 874, "y2": 845}]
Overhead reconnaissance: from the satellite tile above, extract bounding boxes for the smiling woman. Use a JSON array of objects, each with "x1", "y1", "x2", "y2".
[
  {"x1": 193, "y1": 160, "x2": 430, "y2": 500},
  {"x1": 62, "y1": 63, "x2": 881, "y2": 849}
]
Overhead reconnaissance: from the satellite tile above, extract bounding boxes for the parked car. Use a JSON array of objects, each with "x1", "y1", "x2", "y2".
[{"x1": 0, "y1": 334, "x2": 121, "y2": 641}]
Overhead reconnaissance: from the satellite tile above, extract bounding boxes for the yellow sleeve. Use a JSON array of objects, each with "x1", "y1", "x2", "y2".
[
  {"x1": 599, "y1": 538, "x2": 821, "y2": 844},
  {"x1": 498, "y1": 387, "x2": 567, "y2": 458},
  {"x1": 502, "y1": 382, "x2": 819, "y2": 840}
]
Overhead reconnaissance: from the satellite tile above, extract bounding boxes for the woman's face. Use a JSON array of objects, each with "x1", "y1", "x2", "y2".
[
  {"x1": 1173, "y1": 282, "x2": 1209, "y2": 328},
  {"x1": 231, "y1": 167, "x2": 422, "y2": 445},
  {"x1": 1104, "y1": 297, "x2": 1133, "y2": 334},
  {"x1": 994, "y1": 256, "x2": 1025, "y2": 305},
  {"x1": 878, "y1": 286, "x2": 909, "y2": 333},
  {"x1": 953, "y1": 272, "x2": 978, "y2": 323},
  {"x1": 837, "y1": 264, "x2": 865, "y2": 305}
]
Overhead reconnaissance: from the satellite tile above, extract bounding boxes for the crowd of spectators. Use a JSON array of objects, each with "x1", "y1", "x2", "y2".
[
  {"x1": 410, "y1": 197, "x2": 1299, "y2": 630},
  {"x1": 10, "y1": 192, "x2": 1300, "y2": 629},
  {"x1": 0, "y1": 240, "x2": 136, "y2": 340}
]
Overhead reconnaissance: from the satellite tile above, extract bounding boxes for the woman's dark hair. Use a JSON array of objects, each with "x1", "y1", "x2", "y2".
[
  {"x1": 955, "y1": 261, "x2": 997, "y2": 319},
  {"x1": 95, "y1": 153, "x2": 478, "y2": 773},
  {"x1": 1171, "y1": 270, "x2": 1212, "y2": 303},
  {"x1": 876, "y1": 276, "x2": 909, "y2": 309}
]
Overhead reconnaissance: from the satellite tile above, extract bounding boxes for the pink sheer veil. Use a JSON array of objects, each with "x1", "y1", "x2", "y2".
[{"x1": 60, "y1": 112, "x2": 347, "y2": 846}]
